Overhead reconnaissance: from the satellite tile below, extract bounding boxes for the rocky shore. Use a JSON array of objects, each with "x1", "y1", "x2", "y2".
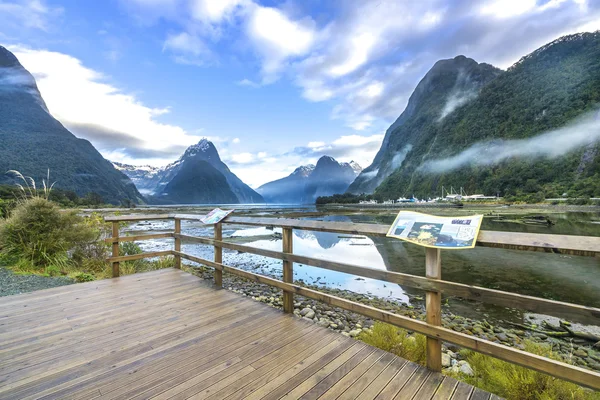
[{"x1": 188, "y1": 265, "x2": 600, "y2": 374}]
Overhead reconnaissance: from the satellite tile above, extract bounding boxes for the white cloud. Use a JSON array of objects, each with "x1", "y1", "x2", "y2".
[
  {"x1": 236, "y1": 78, "x2": 260, "y2": 88},
  {"x1": 480, "y1": 0, "x2": 537, "y2": 18},
  {"x1": 0, "y1": 0, "x2": 63, "y2": 30},
  {"x1": 232, "y1": 137, "x2": 241, "y2": 144},
  {"x1": 191, "y1": 0, "x2": 247, "y2": 22},
  {"x1": 328, "y1": 33, "x2": 376, "y2": 77},
  {"x1": 10, "y1": 46, "x2": 201, "y2": 166},
  {"x1": 230, "y1": 152, "x2": 255, "y2": 164},
  {"x1": 246, "y1": 5, "x2": 316, "y2": 81}
]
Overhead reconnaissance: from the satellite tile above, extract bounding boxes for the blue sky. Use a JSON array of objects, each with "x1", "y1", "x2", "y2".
[{"x1": 0, "y1": 0, "x2": 599, "y2": 187}]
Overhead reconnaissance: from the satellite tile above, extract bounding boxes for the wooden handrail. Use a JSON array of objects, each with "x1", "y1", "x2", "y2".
[
  {"x1": 104, "y1": 214, "x2": 600, "y2": 256},
  {"x1": 104, "y1": 213, "x2": 600, "y2": 390},
  {"x1": 176, "y1": 233, "x2": 600, "y2": 325}
]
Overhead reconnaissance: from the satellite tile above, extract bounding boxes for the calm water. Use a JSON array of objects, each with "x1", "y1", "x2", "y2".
[{"x1": 128, "y1": 206, "x2": 600, "y2": 325}]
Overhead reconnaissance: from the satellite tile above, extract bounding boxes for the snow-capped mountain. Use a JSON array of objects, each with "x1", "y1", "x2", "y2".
[{"x1": 257, "y1": 156, "x2": 361, "y2": 204}]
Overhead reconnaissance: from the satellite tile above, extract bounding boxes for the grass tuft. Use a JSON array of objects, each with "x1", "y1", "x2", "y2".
[{"x1": 358, "y1": 322, "x2": 427, "y2": 365}]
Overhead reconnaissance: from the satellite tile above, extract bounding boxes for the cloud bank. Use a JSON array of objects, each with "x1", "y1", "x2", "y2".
[{"x1": 420, "y1": 111, "x2": 600, "y2": 174}]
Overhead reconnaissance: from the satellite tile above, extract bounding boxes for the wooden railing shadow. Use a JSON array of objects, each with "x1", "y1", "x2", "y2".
[{"x1": 104, "y1": 213, "x2": 600, "y2": 390}]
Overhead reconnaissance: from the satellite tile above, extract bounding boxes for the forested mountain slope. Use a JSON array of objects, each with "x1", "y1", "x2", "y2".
[
  {"x1": 0, "y1": 46, "x2": 144, "y2": 205},
  {"x1": 358, "y1": 32, "x2": 600, "y2": 201}
]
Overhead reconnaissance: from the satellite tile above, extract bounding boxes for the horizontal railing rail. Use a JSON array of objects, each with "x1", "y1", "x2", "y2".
[{"x1": 104, "y1": 213, "x2": 600, "y2": 391}]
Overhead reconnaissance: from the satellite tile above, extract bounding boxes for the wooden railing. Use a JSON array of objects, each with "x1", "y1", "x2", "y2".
[{"x1": 104, "y1": 213, "x2": 600, "y2": 390}]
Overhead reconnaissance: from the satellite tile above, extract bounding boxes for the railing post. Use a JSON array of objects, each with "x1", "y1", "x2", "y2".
[
  {"x1": 214, "y1": 223, "x2": 223, "y2": 288},
  {"x1": 174, "y1": 218, "x2": 181, "y2": 269},
  {"x1": 282, "y1": 227, "x2": 294, "y2": 313},
  {"x1": 112, "y1": 222, "x2": 120, "y2": 278},
  {"x1": 425, "y1": 247, "x2": 442, "y2": 371}
]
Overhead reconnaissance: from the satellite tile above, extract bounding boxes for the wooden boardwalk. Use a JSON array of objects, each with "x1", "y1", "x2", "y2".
[{"x1": 0, "y1": 268, "x2": 495, "y2": 399}]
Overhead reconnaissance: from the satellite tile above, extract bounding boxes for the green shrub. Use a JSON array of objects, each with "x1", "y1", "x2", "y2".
[
  {"x1": 454, "y1": 341, "x2": 600, "y2": 400},
  {"x1": 73, "y1": 272, "x2": 95, "y2": 282},
  {"x1": 358, "y1": 322, "x2": 427, "y2": 365},
  {"x1": 44, "y1": 265, "x2": 62, "y2": 277},
  {"x1": 0, "y1": 197, "x2": 97, "y2": 271}
]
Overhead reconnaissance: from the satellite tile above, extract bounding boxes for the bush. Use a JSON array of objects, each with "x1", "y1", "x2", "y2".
[
  {"x1": 454, "y1": 341, "x2": 600, "y2": 400},
  {"x1": 358, "y1": 322, "x2": 427, "y2": 365},
  {"x1": 0, "y1": 198, "x2": 97, "y2": 272},
  {"x1": 73, "y1": 272, "x2": 95, "y2": 282}
]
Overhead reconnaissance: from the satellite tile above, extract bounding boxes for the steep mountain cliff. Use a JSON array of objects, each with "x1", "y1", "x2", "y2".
[
  {"x1": 370, "y1": 32, "x2": 600, "y2": 201},
  {"x1": 348, "y1": 55, "x2": 503, "y2": 195},
  {"x1": 0, "y1": 46, "x2": 144, "y2": 205},
  {"x1": 257, "y1": 156, "x2": 361, "y2": 204}
]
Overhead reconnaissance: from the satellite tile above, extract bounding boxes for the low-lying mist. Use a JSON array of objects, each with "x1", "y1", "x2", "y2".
[{"x1": 419, "y1": 111, "x2": 600, "y2": 174}]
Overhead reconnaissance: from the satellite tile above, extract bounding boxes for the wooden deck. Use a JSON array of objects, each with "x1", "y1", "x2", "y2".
[{"x1": 0, "y1": 268, "x2": 495, "y2": 400}]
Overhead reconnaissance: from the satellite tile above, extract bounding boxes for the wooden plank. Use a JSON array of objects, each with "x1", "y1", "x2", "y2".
[
  {"x1": 470, "y1": 387, "x2": 491, "y2": 400},
  {"x1": 355, "y1": 357, "x2": 408, "y2": 400},
  {"x1": 177, "y1": 234, "x2": 600, "y2": 325},
  {"x1": 451, "y1": 381, "x2": 474, "y2": 399},
  {"x1": 174, "y1": 218, "x2": 181, "y2": 269},
  {"x1": 432, "y1": 376, "x2": 460, "y2": 400},
  {"x1": 374, "y1": 362, "x2": 419, "y2": 399},
  {"x1": 393, "y1": 367, "x2": 430, "y2": 399},
  {"x1": 426, "y1": 248, "x2": 442, "y2": 372},
  {"x1": 105, "y1": 318, "x2": 322, "y2": 400},
  {"x1": 318, "y1": 352, "x2": 386, "y2": 400},
  {"x1": 112, "y1": 222, "x2": 119, "y2": 278},
  {"x1": 336, "y1": 352, "x2": 397, "y2": 399},
  {"x1": 107, "y1": 250, "x2": 173, "y2": 263},
  {"x1": 278, "y1": 343, "x2": 368, "y2": 399},
  {"x1": 282, "y1": 227, "x2": 294, "y2": 313},
  {"x1": 103, "y1": 233, "x2": 174, "y2": 243},
  {"x1": 214, "y1": 223, "x2": 223, "y2": 288},
  {"x1": 297, "y1": 346, "x2": 377, "y2": 400},
  {"x1": 210, "y1": 332, "x2": 341, "y2": 400},
  {"x1": 241, "y1": 338, "x2": 352, "y2": 400},
  {"x1": 413, "y1": 371, "x2": 445, "y2": 400},
  {"x1": 171, "y1": 255, "x2": 600, "y2": 391}
]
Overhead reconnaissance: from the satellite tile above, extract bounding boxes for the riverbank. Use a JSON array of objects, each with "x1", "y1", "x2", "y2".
[{"x1": 186, "y1": 264, "x2": 600, "y2": 375}]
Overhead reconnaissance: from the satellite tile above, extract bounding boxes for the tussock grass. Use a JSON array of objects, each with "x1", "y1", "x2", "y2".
[
  {"x1": 454, "y1": 341, "x2": 600, "y2": 400},
  {"x1": 358, "y1": 322, "x2": 427, "y2": 365}
]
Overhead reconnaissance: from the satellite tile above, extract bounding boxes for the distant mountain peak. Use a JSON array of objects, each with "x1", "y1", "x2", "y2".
[
  {"x1": 183, "y1": 138, "x2": 219, "y2": 160},
  {"x1": 341, "y1": 160, "x2": 362, "y2": 174},
  {"x1": 292, "y1": 164, "x2": 315, "y2": 177}
]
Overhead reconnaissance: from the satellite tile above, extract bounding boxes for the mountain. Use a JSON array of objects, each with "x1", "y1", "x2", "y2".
[
  {"x1": 360, "y1": 32, "x2": 600, "y2": 201},
  {"x1": 0, "y1": 46, "x2": 144, "y2": 205},
  {"x1": 256, "y1": 164, "x2": 315, "y2": 203},
  {"x1": 257, "y1": 156, "x2": 361, "y2": 203},
  {"x1": 118, "y1": 139, "x2": 264, "y2": 204},
  {"x1": 112, "y1": 162, "x2": 161, "y2": 195},
  {"x1": 349, "y1": 55, "x2": 503, "y2": 195}
]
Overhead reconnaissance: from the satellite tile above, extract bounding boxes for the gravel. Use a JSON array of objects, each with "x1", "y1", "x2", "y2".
[{"x1": 0, "y1": 268, "x2": 74, "y2": 297}]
